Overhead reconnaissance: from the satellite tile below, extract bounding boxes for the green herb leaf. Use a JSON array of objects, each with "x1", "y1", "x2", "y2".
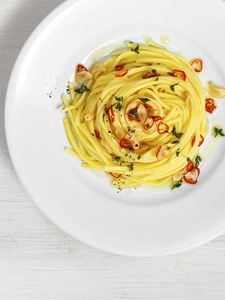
[
  {"x1": 152, "y1": 69, "x2": 159, "y2": 75},
  {"x1": 75, "y1": 84, "x2": 90, "y2": 94},
  {"x1": 128, "y1": 163, "x2": 134, "y2": 171},
  {"x1": 129, "y1": 108, "x2": 138, "y2": 117},
  {"x1": 176, "y1": 149, "x2": 180, "y2": 157},
  {"x1": 171, "y1": 140, "x2": 180, "y2": 144},
  {"x1": 213, "y1": 127, "x2": 225, "y2": 138},
  {"x1": 171, "y1": 179, "x2": 183, "y2": 190},
  {"x1": 131, "y1": 44, "x2": 139, "y2": 54},
  {"x1": 171, "y1": 127, "x2": 183, "y2": 139},
  {"x1": 113, "y1": 156, "x2": 121, "y2": 163},
  {"x1": 170, "y1": 83, "x2": 179, "y2": 91},
  {"x1": 195, "y1": 155, "x2": 202, "y2": 168},
  {"x1": 115, "y1": 102, "x2": 123, "y2": 111},
  {"x1": 138, "y1": 97, "x2": 149, "y2": 103},
  {"x1": 115, "y1": 96, "x2": 123, "y2": 102}
]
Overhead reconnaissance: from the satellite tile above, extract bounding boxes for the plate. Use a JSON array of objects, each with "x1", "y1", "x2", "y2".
[{"x1": 5, "y1": 0, "x2": 225, "y2": 256}]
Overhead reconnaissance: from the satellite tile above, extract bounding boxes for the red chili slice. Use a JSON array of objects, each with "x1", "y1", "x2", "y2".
[
  {"x1": 205, "y1": 98, "x2": 217, "y2": 114},
  {"x1": 184, "y1": 167, "x2": 200, "y2": 184},
  {"x1": 143, "y1": 116, "x2": 154, "y2": 131},
  {"x1": 198, "y1": 135, "x2": 204, "y2": 147},
  {"x1": 119, "y1": 138, "x2": 133, "y2": 148},
  {"x1": 144, "y1": 103, "x2": 156, "y2": 111},
  {"x1": 157, "y1": 122, "x2": 169, "y2": 134},
  {"x1": 156, "y1": 145, "x2": 162, "y2": 158},
  {"x1": 191, "y1": 135, "x2": 204, "y2": 147},
  {"x1": 172, "y1": 69, "x2": 186, "y2": 81},
  {"x1": 185, "y1": 160, "x2": 195, "y2": 173},
  {"x1": 152, "y1": 116, "x2": 162, "y2": 122},
  {"x1": 76, "y1": 64, "x2": 88, "y2": 73},
  {"x1": 106, "y1": 107, "x2": 115, "y2": 123},
  {"x1": 94, "y1": 129, "x2": 101, "y2": 139},
  {"x1": 190, "y1": 58, "x2": 203, "y2": 73},
  {"x1": 115, "y1": 65, "x2": 124, "y2": 71},
  {"x1": 116, "y1": 69, "x2": 128, "y2": 77},
  {"x1": 109, "y1": 172, "x2": 122, "y2": 179}
]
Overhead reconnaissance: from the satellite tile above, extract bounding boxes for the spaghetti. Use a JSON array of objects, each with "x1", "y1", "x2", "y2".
[{"x1": 61, "y1": 38, "x2": 208, "y2": 189}]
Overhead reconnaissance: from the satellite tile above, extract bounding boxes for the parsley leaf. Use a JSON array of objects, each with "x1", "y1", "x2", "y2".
[
  {"x1": 112, "y1": 96, "x2": 123, "y2": 111},
  {"x1": 213, "y1": 127, "x2": 225, "y2": 138},
  {"x1": 176, "y1": 149, "x2": 180, "y2": 157},
  {"x1": 128, "y1": 163, "x2": 134, "y2": 171},
  {"x1": 170, "y1": 83, "x2": 179, "y2": 91},
  {"x1": 113, "y1": 156, "x2": 121, "y2": 163},
  {"x1": 75, "y1": 84, "x2": 90, "y2": 94},
  {"x1": 138, "y1": 97, "x2": 149, "y2": 103},
  {"x1": 131, "y1": 44, "x2": 139, "y2": 54},
  {"x1": 129, "y1": 108, "x2": 138, "y2": 117},
  {"x1": 195, "y1": 155, "x2": 202, "y2": 168},
  {"x1": 171, "y1": 127, "x2": 183, "y2": 139},
  {"x1": 115, "y1": 96, "x2": 123, "y2": 102},
  {"x1": 171, "y1": 179, "x2": 183, "y2": 190}
]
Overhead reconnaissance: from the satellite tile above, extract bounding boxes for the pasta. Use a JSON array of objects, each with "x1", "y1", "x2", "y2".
[{"x1": 61, "y1": 38, "x2": 209, "y2": 189}]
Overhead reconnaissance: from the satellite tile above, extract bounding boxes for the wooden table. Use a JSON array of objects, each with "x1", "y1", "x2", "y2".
[{"x1": 1, "y1": 0, "x2": 225, "y2": 298}]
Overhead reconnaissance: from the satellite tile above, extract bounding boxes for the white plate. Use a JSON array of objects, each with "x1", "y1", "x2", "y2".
[{"x1": 5, "y1": 0, "x2": 225, "y2": 256}]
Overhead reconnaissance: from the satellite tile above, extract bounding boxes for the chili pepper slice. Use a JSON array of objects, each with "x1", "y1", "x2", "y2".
[
  {"x1": 143, "y1": 116, "x2": 154, "y2": 132},
  {"x1": 119, "y1": 138, "x2": 133, "y2": 148},
  {"x1": 115, "y1": 65, "x2": 124, "y2": 71},
  {"x1": 157, "y1": 122, "x2": 169, "y2": 134},
  {"x1": 156, "y1": 145, "x2": 162, "y2": 158},
  {"x1": 144, "y1": 103, "x2": 156, "y2": 111},
  {"x1": 106, "y1": 107, "x2": 115, "y2": 123},
  {"x1": 190, "y1": 58, "x2": 203, "y2": 73},
  {"x1": 94, "y1": 129, "x2": 101, "y2": 139},
  {"x1": 191, "y1": 135, "x2": 204, "y2": 147},
  {"x1": 76, "y1": 64, "x2": 88, "y2": 73},
  {"x1": 152, "y1": 116, "x2": 162, "y2": 122},
  {"x1": 172, "y1": 69, "x2": 186, "y2": 81},
  {"x1": 108, "y1": 172, "x2": 122, "y2": 179},
  {"x1": 185, "y1": 160, "x2": 195, "y2": 173},
  {"x1": 205, "y1": 98, "x2": 217, "y2": 114},
  {"x1": 198, "y1": 135, "x2": 204, "y2": 147},
  {"x1": 184, "y1": 167, "x2": 200, "y2": 184},
  {"x1": 116, "y1": 69, "x2": 128, "y2": 77}
]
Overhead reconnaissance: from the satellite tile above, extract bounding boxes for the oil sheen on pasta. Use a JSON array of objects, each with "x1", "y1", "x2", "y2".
[{"x1": 61, "y1": 38, "x2": 208, "y2": 189}]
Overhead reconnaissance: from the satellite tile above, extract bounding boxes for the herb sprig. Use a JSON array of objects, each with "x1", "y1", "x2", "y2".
[
  {"x1": 75, "y1": 84, "x2": 90, "y2": 94},
  {"x1": 213, "y1": 127, "x2": 225, "y2": 138}
]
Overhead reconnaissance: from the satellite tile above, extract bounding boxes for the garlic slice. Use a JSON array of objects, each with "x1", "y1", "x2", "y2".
[
  {"x1": 75, "y1": 71, "x2": 93, "y2": 84},
  {"x1": 208, "y1": 81, "x2": 225, "y2": 98},
  {"x1": 90, "y1": 61, "x2": 106, "y2": 73},
  {"x1": 125, "y1": 133, "x2": 139, "y2": 149},
  {"x1": 156, "y1": 144, "x2": 171, "y2": 160},
  {"x1": 137, "y1": 103, "x2": 147, "y2": 123},
  {"x1": 114, "y1": 127, "x2": 125, "y2": 139}
]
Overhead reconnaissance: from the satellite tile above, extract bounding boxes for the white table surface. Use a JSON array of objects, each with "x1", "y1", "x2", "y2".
[{"x1": 1, "y1": 0, "x2": 225, "y2": 299}]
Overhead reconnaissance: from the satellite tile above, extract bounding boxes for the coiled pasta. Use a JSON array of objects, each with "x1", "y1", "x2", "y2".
[{"x1": 61, "y1": 38, "x2": 208, "y2": 189}]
